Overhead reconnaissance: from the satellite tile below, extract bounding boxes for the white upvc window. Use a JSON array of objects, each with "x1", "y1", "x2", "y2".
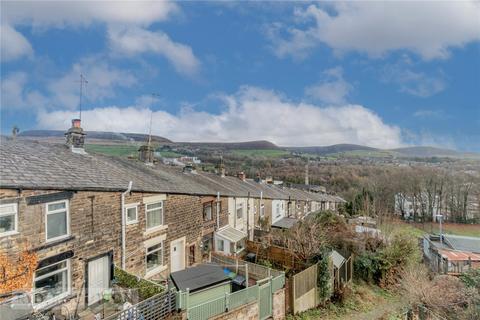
[
  {"x1": 125, "y1": 203, "x2": 138, "y2": 224},
  {"x1": 0, "y1": 203, "x2": 18, "y2": 236},
  {"x1": 146, "y1": 201, "x2": 163, "y2": 230},
  {"x1": 236, "y1": 203, "x2": 243, "y2": 219},
  {"x1": 33, "y1": 259, "x2": 71, "y2": 308},
  {"x1": 146, "y1": 241, "x2": 164, "y2": 272},
  {"x1": 260, "y1": 204, "x2": 265, "y2": 218},
  {"x1": 216, "y1": 239, "x2": 225, "y2": 252},
  {"x1": 275, "y1": 203, "x2": 281, "y2": 218},
  {"x1": 45, "y1": 200, "x2": 69, "y2": 242}
]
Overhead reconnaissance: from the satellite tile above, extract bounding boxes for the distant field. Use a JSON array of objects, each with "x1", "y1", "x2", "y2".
[
  {"x1": 85, "y1": 144, "x2": 138, "y2": 157},
  {"x1": 380, "y1": 219, "x2": 479, "y2": 238},
  {"x1": 332, "y1": 150, "x2": 397, "y2": 158},
  {"x1": 231, "y1": 149, "x2": 291, "y2": 158}
]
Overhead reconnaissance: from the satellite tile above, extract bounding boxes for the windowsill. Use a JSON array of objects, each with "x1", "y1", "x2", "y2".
[
  {"x1": 33, "y1": 291, "x2": 74, "y2": 311},
  {"x1": 0, "y1": 230, "x2": 19, "y2": 238},
  {"x1": 126, "y1": 220, "x2": 138, "y2": 225},
  {"x1": 34, "y1": 235, "x2": 75, "y2": 251},
  {"x1": 145, "y1": 264, "x2": 167, "y2": 278},
  {"x1": 46, "y1": 234, "x2": 71, "y2": 244},
  {"x1": 144, "y1": 224, "x2": 168, "y2": 235}
]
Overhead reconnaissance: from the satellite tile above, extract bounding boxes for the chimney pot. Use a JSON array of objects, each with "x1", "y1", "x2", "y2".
[{"x1": 237, "y1": 171, "x2": 246, "y2": 181}]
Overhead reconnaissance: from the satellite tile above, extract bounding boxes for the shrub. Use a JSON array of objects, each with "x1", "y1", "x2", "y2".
[{"x1": 114, "y1": 267, "x2": 164, "y2": 300}]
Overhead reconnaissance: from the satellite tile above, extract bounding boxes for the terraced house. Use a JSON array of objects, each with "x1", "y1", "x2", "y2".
[{"x1": 0, "y1": 120, "x2": 345, "y2": 317}]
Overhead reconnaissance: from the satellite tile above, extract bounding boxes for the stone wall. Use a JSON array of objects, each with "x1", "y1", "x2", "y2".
[{"x1": 273, "y1": 288, "x2": 286, "y2": 320}]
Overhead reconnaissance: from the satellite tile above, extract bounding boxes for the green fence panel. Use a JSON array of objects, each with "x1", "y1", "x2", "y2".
[
  {"x1": 229, "y1": 285, "x2": 259, "y2": 310},
  {"x1": 259, "y1": 282, "x2": 272, "y2": 320},
  {"x1": 188, "y1": 296, "x2": 226, "y2": 320},
  {"x1": 271, "y1": 274, "x2": 285, "y2": 291}
]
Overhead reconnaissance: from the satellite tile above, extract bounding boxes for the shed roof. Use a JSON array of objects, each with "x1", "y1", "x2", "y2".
[
  {"x1": 330, "y1": 250, "x2": 346, "y2": 268},
  {"x1": 216, "y1": 226, "x2": 246, "y2": 243},
  {"x1": 271, "y1": 217, "x2": 298, "y2": 229},
  {"x1": 438, "y1": 249, "x2": 480, "y2": 262},
  {"x1": 170, "y1": 264, "x2": 230, "y2": 292}
]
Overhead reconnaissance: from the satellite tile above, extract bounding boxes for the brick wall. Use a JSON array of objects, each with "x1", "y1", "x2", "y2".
[{"x1": 273, "y1": 288, "x2": 286, "y2": 320}]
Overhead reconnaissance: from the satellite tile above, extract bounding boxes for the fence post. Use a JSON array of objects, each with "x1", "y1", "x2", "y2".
[
  {"x1": 245, "y1": 263, "x2": 249, "y2": 288},
  {"x1": 186, "y1": 288, "x2": 190, "y2": 318},
  {"x1": 225, "y1": 292, "x2": 230, "y2": 311}
]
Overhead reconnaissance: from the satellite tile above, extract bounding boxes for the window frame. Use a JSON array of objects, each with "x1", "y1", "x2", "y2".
[
  {"x1": 236, "y1": 203, "x2": 243, "y2": 219},
  {"x1": 45, "y1": 200, "x2": 70, "y2": 243},
  {"x1": 33, "y1": 259, "x2": 71, "y2": 309},
  {"x1": 145, "y1": 201, "x2": 164, "y2": 231},
  {"x1": 260, "y1": 204, "x2": 265, "y2": 218},
  {"x1": 145, "y1": 241, "x2": 164, "y2": 273},
  {"x1": 125, "y1": 203, "x2": 139, "y2": 225},
  {"x1": 0, "y1": 203, "x2": 18, "y2": 237},
  {"x1": 203, "y1": 202, "x2": 213, "y2": 222},
  {"x1": 216, "y1": 239, "x2": 225, "y2": 252}
]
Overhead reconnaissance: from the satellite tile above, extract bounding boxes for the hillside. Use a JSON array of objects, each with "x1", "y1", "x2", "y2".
[
  {"x1": 18, "y1": 130, "x2": 172, "y2": 144},
  {"x1": 288, "y1": 144, "x2": 378, "y2": 156},
  {"x1": 177, "y1": 140, "x2": 279, "y2": 150}
]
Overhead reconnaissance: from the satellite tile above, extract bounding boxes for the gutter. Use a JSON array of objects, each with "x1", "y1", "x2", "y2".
[{"x1": 121, "y1": 181, "x2": 133, "y2": 270}]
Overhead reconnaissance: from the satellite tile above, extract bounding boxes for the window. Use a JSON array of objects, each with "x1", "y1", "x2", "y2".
[
  {"x1": 236, "y1": 203, "x2": 243, "y2": 219},
  {"x1": 203, "y1": 202, "x2": 213, "y2": 221},
  {"x1": 46, "y1": 200, "x2": 69, "y2": 242},
  {"x1": 146, "y1": 202, "x2": 163, "y2": 230},
  {"x1": 33, "y1": 260, "x2": 70, "y2": 306},
  {"x1": 146, "y1": 242, "x2": 163, "y2": 272},
  {"x1": 0, "y1": 203, "x2": 17, "y2": 236},
  {"x1": 126, "y1": 204, "x2": 138, "y2": 224},
  {"x1": 275, "y1": 203, "x2": 281, "y2": 218},
  {"x1": 216, "y1": 239, "x2": 224, "y2": 251},
  {"x1": 260, "y1": 204, "x2": 265, "y2": 218}
]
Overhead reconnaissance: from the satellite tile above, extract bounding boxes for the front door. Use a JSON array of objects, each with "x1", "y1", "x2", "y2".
[
  {"x1": 88, "y1": 255, "x2": 110, "y2": 305},
  {"x1": 170, "y1": 237, "x2": 185, "y2": 273}
]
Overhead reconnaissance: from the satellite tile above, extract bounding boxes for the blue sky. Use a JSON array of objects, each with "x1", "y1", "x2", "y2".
[{"x1": 1, "y1": 1, "x2": 479, "y2": 151}]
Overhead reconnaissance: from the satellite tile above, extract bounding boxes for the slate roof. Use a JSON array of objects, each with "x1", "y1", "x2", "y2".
[{"x1": 0, "y1": 138, "x2": 347, "y2": 203}]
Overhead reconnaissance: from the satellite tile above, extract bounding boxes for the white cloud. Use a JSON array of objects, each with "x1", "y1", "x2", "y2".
[
  {"x1": 1, "y1": 1, "x2": 198, "y2": 75},
  {"x1": 1, "y1": 58, "x2": 136, "y2": 111},
  {"x1": 36, "y1": 86, "x2": 403, "y2": 148},
  {"x1": 2, "y1": 1, "x2": 178, "y2": 28},
  {"x1": 270, "y1": 2, "x2": 480, "y2": 60},
  {"x1": 0, "y1": 24, "x2": 33, "y2": 62},
  {"x1": 304, "y1": 67, "x2": 352, "y2": 104},
  {"x1": 108, "y1": 27, "x2": 200, "y2": 76},
  {"x1": 0, "y1": 72, "x2": 47, "y2": 110},
  {"x1": 382, "y1": 62, "x2": 446, "y2": 97}
]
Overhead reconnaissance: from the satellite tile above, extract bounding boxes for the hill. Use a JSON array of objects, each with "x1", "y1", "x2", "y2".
[
  {"x1": 177, "y1": 140, "x2": 279, "y2": 150},
  {"x1": 288, "y1": 144, "x2": 378, "y2": 156},
  {"x1": 18, "y1": 130, "x2": 172, "y2": 144}
]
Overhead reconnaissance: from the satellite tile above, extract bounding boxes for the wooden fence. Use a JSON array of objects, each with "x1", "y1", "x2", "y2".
[{"x1": 246, "y1": 240, "x2": 306, "y2": 271}]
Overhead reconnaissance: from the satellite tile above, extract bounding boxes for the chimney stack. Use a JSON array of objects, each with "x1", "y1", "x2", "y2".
[
  {"x1": 138, "y1": 145, "x2": 154, "y2": 165},
  {"x1": 254, "y1": 172, "x2": 262, "y2": 183},
  {"x1": 183, "y1": 163, "x2": 197, "y2": 174},
  {"x1": 237, "y1": 172, "x2": 246, "y2": 181},
  {"x1": 65, "y1": 119, "x2": 86, "y2": 153}
]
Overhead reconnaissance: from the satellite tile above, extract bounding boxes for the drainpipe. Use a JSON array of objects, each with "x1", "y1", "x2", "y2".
[
  {"x1": 121, "y1": 181, "x2": 133, "y2": 270},
  {"x1": 216, "y1": 192, "x2": 220, "y2": 230},
  {"x1": 247, "y1": 192, "x2": 251, "y2": 241}
]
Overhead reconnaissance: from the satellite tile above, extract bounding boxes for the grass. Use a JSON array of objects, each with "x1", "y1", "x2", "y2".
[
  {"x1": 85, "y1": 144, "x2": 139, "y2": 157},
  {"x1": 231, "y1": 149, "x2": 291, "y2": 158},
  {"x1": 379, "y1": 218, "x2": 479, "y2": 238},
  {"x1": 287, "y1": 282, "x2": 400, "y2": 320}
]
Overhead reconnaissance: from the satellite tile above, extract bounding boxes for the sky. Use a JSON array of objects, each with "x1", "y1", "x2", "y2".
[{"x1": 1, "y1": 1, "x2": 479, "y2": 151}]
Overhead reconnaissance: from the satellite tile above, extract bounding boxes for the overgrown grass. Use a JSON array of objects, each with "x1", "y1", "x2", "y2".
[
  {"x1": 379, "y1": 219, "x2": 479, "y2": 238},
  {"x1": 85, "y1": 144, "x2": 138, "y2": 157},
  {"x1": 231, "y1": 149, "x2": 291, "y2": 158},
  {"x1": 114, "y1": 267, "x2": 164, "y2": 300},
  {"x1": 287, "y1": 282, "x2": 398, "y2": 320},
  {"x1": 158, "y1": 151, "x2": 185, "y2": 158}
]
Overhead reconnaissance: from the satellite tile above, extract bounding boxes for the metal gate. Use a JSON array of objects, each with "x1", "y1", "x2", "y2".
[{"x1": 259, "y1": 281, "x2": 272, "y2": 320}]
